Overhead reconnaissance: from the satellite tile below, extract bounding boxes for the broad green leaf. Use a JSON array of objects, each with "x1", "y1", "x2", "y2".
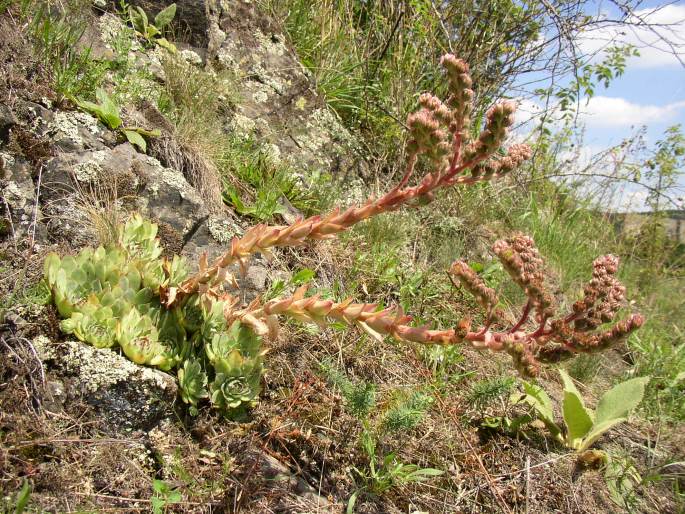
[
  {"x1": 521, "y1": 380, "x2": 561, "y2": 437},
  {"x1": 129, "y1": 6, "x2": 146, "y2": 34},
  {"x1": 146, "y1": 24, "x2": 160, "y2": 38},
  {"x1": 156, "y1": 37, "x2": 177, "y2": 53},
  {"x1": 132, "y1": 127, "x2": 161, "y2": 138},
  {"x1": 154, "y1": 3, "x2": 177, "y2": 28},
  {"x1": 135, "y1": 6, "x2": 148, "y2": 31},
  {"x1": 291, "y1": 268, "x2": 315, "y2": 285},
  {"x1": 407, "y1": 468, "x2": 444, "y2": 479},
  {"x1": 346, "y1": 491, "x2": 359, "y2": 514},
  {"x1": 594, "y1": 376, "x2": 650, "y2": 427},
  {"x1": 578, "y1": 418, "x2": 626, "y2": 452},
  {"x1": 124, "y1": 129, "x2": 147, "y2": 152},
  {"x1": 559, "y1": 370, "x2": 593, "y2": 448}
]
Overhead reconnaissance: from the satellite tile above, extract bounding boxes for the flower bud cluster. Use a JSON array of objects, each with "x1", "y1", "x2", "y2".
[
  {"x1": 493, "y1": 234, "x2": 555, "y2": 318},
  {"x1": 573, "y1": 254, "x2": 626, "y2": 331},
  {"x1": 406, "y1": 108, "x2": 451, "y2": 166},
  {"x1": 440, "y1": 54, "x2": 474, "y2": 133},
  {"x1": 543, "y1": 312, "x2": 644, "y2": 362},
  {"x1": 450, "y1": 260, "x2": 499, "y2": 319},
  {"x1": 464, "y1": 101, "x2": 517, "y2": 162},
  {"x1": 471, "y1": 143, "x2": 533, "y2": 180},
  {"x1": 502, "y1": 334, "x2": 540, "y2": 378}
]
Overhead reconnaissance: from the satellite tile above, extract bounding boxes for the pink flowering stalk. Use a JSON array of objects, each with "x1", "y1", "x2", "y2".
[
  {"x1": 162, "y1": 55, "x2": 531, "y2": 307},
  {"x1": 218, "y1": 235, "x2": 642, "y2": 378},
  {"x1": 160, "y1": 55, "x2": 642, "y2": 377}
]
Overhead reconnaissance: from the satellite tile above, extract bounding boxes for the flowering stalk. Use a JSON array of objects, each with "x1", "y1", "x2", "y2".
[
  {"x1": 161, "y1": 55, "x2": 532, "y2": 307},
  {"x1": 222, "y1": 234, "x2": 642, "y2": 378}
]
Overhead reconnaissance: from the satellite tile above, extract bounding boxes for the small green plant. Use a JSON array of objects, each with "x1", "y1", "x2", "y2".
[
  {"x1": 75, "y1": 88, "x2": 160, "y2": 152},
  {"x1": 348, "y1": 426, "x2": 443, "y2": 508},
  {"x1": 150, "y1": 479, "x2": 182, "y2": 514},
  {"x1": 1, "y1": 480, "x2": 31, "y2": 514},
  {"x1": 381, "y1": 389, "x2": 433, "y2": 432},
  {"x1": 29, "y1": 4, "x2": 109, "y2": 99},
  {"x1": 467, "y1": 376, "x2": 516, "y2": 410},
  {"x1": 44, "y1": 215, "x2": 265, "y2": 418},
  {"x1": 522, "y1": 370, "x2": 649, "y2": 453},
  {"x1": 604, "y1": 454, "x2": 642, "y2": 510},
  {"x1": 319, "y1": 359, "x2": 377, "y2": 419},
  {"x1": 129, "y1": 3, "x2": 177, "y2": 53}
]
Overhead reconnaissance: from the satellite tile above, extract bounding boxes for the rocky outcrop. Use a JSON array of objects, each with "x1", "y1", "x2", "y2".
[{"x1": 33, "y1": 336, "x2": 177, "y2": 431}]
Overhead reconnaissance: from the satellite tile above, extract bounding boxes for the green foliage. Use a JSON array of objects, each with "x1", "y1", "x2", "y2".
[
  {"x1": 554, "y1": 45, "x2": 638, "y2": 119},
  {"x1": 567, "y1": 354, "x2": 601, "y2": 384},
  {"x1": 151, "y1": 479, "x2": 182, "y2": 514},
  {"x1": 129, "y1": 3, "x2": 178, "y2": 53},
  {"x1": 350, "y1": 425, "x2": 443, "y2": 498},
  {"x1": 319, "y1": 359, "x2": 377, "y2": 419},
  {"x1": 522, "y1": 370, "x2": 650, "y2": 452},
  {"x1": 220, "y1": 137, "x2": 326, "y2": 220},
  {"x1": 29, "y1": 4, "x2": 109, "y2": 98},
  {"x1": 467, "y1": 376, "x2": 516, "y2": 410},
  {"x1": 75, "y1": 89, "x2": 160, "y2": 152},
  {"x1": 44, "y1": 216, "x2": 265, "y2": 417},
  {"x1": 178, "y1": 359, "x2": 208, "y2": 415},
  {"x1": 1, "y1": 479, "x2": 31, "y2": 514},
  {"x1": 381, "y1": 389, "x2": 433, "y2": 433},
  {"x1": 604, "y1": 454, "x2": 642, "y2": 510}
]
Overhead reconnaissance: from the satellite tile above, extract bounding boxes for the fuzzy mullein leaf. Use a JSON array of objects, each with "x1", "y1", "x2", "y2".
[
  {"x1": 178, "y1": 358, "x2": 208, "y2": 412},
  {"x1": 521, "y1": 380, "x2": 562, "y2": 439},
  {"x1": 578, "y1": 376, "x2": 649, "y2": 452},
  {"x1": 154, "y1": 3, "x2": 176, "y2": 28},
  {"x1": 560, "y1": 369, "x2": 594, "y2": 449},
  {"x1": 130, "y1": 6, "x2": 148, "y2": 34},
  {"x1": 155, "y1": 37, "x2": 177, "y2": 53},
  {"x1": 123, "y1": 129, "x2": 147, "y2": 152}
]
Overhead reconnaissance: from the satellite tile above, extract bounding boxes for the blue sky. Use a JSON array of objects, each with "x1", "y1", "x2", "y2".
[{"x1": 515, "y1": 1, "x2": 685, "y2": 211}]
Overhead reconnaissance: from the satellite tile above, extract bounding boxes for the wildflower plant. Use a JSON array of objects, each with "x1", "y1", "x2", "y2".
[{"x1": 44, "y1": 54, "x2": 644, "y2": 417}]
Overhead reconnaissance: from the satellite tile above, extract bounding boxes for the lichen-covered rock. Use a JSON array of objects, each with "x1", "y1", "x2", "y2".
[
  {"x1": 208, "y1": 0, "x2": 368, "y2": 182},
  {"x1": 0, "y1": 152, "x2": 44, "y2": 240},
  {"x1": 0, "y1": 103, "x2": 17, "y2": 140},
  {"x1": 33, "y1": 336, "x2": 177, "y2": 431}
]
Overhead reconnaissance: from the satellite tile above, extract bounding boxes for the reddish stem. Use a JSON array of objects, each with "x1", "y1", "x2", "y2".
[{"x1": 509, "y1": 301, "x2": 532, "y2": 333}]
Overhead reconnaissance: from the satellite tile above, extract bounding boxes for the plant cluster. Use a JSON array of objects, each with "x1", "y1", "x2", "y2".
[
  {"x1": 128, "y1": 3, "x2": 177, "y2": 53},
  {"x1": 45, "y1": 54, "x2": 644, "y2": 418},
  {"x1": 75, "y1": 88, "x2": 160, "y2": 152},
  {"x1": 44, "y1": 216, "x2": 265, "y2": 417},
  {"x1": 521, "y1": 370, "x2": 648, "y2": 453}
]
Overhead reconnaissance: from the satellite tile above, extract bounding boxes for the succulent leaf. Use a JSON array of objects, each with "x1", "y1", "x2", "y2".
[{"x1": 178, "y1": 358, "x2": 209, "y2": 411}]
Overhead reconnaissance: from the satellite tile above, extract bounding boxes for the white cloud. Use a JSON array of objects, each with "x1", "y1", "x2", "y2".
[
  {"x1": 579, "y1": 4, "x2": 685, "y2": 68},
  {"x1": 578, "y1": 96, "x2": 685, "y2": 128}
]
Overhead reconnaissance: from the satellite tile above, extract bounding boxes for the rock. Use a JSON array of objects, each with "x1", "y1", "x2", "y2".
[
  {"x1": 210, "y1": 0, "x2": 368, "y2": 182},
  {"x1": 0, "y1": 152, "x2": 44, "y2": 240},
  {"x1": 0, "y1": 103, "x2": 17, "y2": 140},
  {"x1": 251, "y1": 449, "x2": 337, "y2": 511},
  {"x1": 33, "y1": 336, "x2": 177, "y2": 431}
]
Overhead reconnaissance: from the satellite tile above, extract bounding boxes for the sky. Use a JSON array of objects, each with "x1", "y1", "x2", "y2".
[{"x1": 515, "y1": 1, "x2": 685, "y2": 212}]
